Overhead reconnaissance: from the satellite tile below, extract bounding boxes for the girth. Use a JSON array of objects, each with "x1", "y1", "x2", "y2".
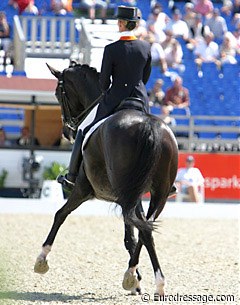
[{"x1": 114, "y1": 97, "x2": 148, "y2": 114}]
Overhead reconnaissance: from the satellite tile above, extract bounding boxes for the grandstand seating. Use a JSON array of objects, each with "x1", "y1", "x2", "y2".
[
  {"x1": 0, "y1": 0, "x2": 239, "y2": 150},
  {"x1": 0, "y1": 107, "x2": 24, "y2": 140}
]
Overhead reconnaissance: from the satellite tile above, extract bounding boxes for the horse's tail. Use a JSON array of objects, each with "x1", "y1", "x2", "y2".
[{"x1": 114, "y1": 116, "x2": 163, "y2": 232}]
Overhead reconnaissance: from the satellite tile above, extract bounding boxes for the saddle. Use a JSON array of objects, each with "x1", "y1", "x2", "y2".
[{"x1": 115, "y1": 97, "x2": 148, "y2": 114}]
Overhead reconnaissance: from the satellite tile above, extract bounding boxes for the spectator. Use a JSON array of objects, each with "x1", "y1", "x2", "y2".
[
  {"x1": 9, "y1": 0, "x2": 39, "y2": 15},
  {"x1": 175, "y1": 155, "x2": 205, "y2": 203},
  {"x1": 194, "y1": 31, "x2": 220, "y2": 66},
  {"x1": 163, "y1": 76, "x2": 190, "y2": 112},
  {"x1": 147, "y1": 3, "x2": 169, "y2": 32},
  {"x1": 51, "y1": 0, "x2": 72, "y2": 15},
  {"x1": 187, "y1": 14, "x2": 210, "y2": 50},
  {"x1": 145, "y1": 32, "x2": 167, "y2": 73},
  {"x1": 205, "y1": 8, "x2": 228, "y2": 42},
  {"x1": 233, "y1": 13, "x2": 240, "y2": 30},
  {"x1": 16, "y1": 126, "x2": 40, "y2": 146},
  {"x1": 79, "y1": 0, "x2": 107, "y2": 24},
  {"x1": 161, "y1": 30, "x2": 184, "y2": 70},
  {"x1": 221, "y1": 0, "x2": 234, "y2": 17},
  {"x1": 148, "y1": 78, "x2": 165, "y2": 107},
  {"x1": 232, "y1": 0, "x2": 240, "y2": 17},
  {"x1": 0, "y1": 127, "x2": 11, "y2": 146},
  {"x1": 165, "y1": 9, "x2": 189, "y2": 41},
  {"x1": 161, "y1": 105, "x2": 177, "y2": 127},
  {"x1": 233, "y1": 28, "x2": 240, "y2": 50},
  {"x1": 194, "y1": 0, "x2": 214, "y2": 17},
  {"x1": 219, "y1": 31, "x2": 238, "y2": 64},
  {"x1": 146, "y1": 4, "x2": 168, "y2": 43},
  {"x1": 183, "y1": 2, "x2": 196, "y2": 29},
  {"x1": 134, "y1": 9, "x2": 148, "y2": 40},
  {"x1": 0, "y1": 11, "x2": 12, "y2": 66}
]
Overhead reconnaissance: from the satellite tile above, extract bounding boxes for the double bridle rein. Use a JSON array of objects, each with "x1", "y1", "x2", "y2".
[{"x1": 58, "y1": 73, "x2": 103, "y2": 130}]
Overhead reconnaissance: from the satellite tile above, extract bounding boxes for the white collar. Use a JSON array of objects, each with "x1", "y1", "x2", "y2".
[{"x1": 120, "y1": 30, "x2": 135, "y2": 37}]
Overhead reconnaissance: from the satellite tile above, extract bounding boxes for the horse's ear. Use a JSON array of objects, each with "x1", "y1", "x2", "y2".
[{"x1": 46, "y1": 63, "x2": 61, "y2": 79}]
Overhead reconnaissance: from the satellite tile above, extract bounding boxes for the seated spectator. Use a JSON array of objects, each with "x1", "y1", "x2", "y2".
[
  {"x1": 194, "y1": 31, "x2": 220, "y2": 67},
  {"x1": 79, "y1": 0, "x2": 107, "y2": 24},
  {"x1": 232, "y1": 0, "x2": 240, "y2": 17},
  {"x1": 183, "y1": 2, "x2": 196, "y2": 29},
  {"x1": 51, "y1": 0, "x2": 72, "y2": 15},
  {"x1": 187, "y1": 14, "x2": 210, "y2": 50},
  {"x1": 145, "y1": 32, "x2": 167, "y2": 73},
  {"x1": 193, "y1": 0, "x2": 214, "y2": 17},
  {"x1": 233, "y1": 28, "x2": 240, "y2": 50},
  {"x1": 148, "y1": 78, "x2": 165, "y2": 107},
  {"x1": 163, "y1": 76, "x2": 190, "y2": 112},
  {"x1": 134, "y1": 9, "x2": 148, "y2": 40},
  {"x1": 222, "y1": 0, "x2": 234, "y2": 17},
  {"x1": 160, "y1": 105, "x2": 177, "y2": 127},
  {"x1": 233, "y1": 13, "x2": 240, "y2": 30},
  {"x1": 0, "y1": 126, "x2": 11, "y2": 146},
  {"x1": 219, "y1": 31, "x2": 238, "y2": 64},
  {"x1": 165, "y1": 9, "x2": 189, "y2": 41},
  {"x1": 9, "y1": 0, "x2": 39, "y2": 15},
  {"x1": 0, "y1": 11, "x2": 12, "y2": 66},
  {"x1": 175, "y1": 155, "x2": 205, "y2": 203},
  {"x1": 16, "y1": 126, "x2": 40, "y2": 146},
  {"x1": 161, "y1": 30, "x2": 184, "y2": 70},
  {"x1": 146, "y1": 4, "x2": 169, "y2": 43},
  {"x1": 205, "y1": 8, "x2": 228, "y2": 42}
]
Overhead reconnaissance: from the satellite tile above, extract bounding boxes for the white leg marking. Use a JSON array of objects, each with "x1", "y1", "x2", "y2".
[
  {"x1": 38, "y1": 245, "x2": 52, "y2": 260},
  {"x1": 155, "y1": 269, "x2": 165, "y2": 296},
  {"x1": 34, "y1": 245, "x2": 51, "y2": 274},
  {"x1": 122, "y1": 265, "x2": 139, "y2": 292}
]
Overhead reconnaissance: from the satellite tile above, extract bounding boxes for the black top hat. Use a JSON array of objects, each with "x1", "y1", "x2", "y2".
[{"x1": 116, "y1": 6, "x2": 140, "y2": 21}]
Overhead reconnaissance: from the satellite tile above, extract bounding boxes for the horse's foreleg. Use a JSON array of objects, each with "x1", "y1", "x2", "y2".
[
  {"x1": 34, "y1": 174, "x2": 93, "y2": 274},
  {"x1": 34, "y1": 196, "x2": 85, "y2": 274}
]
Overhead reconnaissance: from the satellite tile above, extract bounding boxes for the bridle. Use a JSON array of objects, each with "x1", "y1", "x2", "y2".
[{"x1": 58, "y1": 72, "x2": 103, "y2": 131}]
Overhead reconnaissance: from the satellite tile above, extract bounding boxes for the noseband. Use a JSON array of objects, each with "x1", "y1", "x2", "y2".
[{"x1": 58, "y1": 72, "x2": 103, "y2": 131}]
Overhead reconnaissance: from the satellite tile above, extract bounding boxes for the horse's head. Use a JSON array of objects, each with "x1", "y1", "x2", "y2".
[{"x1": 47, "y1": 61, "x2": 102, "y2": 130}]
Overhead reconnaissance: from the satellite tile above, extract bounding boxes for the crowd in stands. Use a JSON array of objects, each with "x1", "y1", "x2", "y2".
[
  {"x1": 134, "y1": 1, "x2": 239, "y2": 146},
  {"x1": 0, "y1": 0, "x2": 239, "y2": 151}
]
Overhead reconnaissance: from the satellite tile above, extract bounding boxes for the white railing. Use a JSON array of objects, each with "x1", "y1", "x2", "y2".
[
  {"x1": 168, "y1": 115, "x2": 240, "y2": 152},
  {"x1": 13, "y1": 15, "x2": 80, "y2": 70}
]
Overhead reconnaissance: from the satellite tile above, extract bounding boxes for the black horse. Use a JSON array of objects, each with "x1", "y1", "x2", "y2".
[{"x1": 34, "y1": 62, "x2": 178, "y2": 296}]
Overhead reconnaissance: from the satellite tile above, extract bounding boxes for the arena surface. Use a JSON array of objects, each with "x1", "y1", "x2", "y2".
[{"x1": 0, "y1": 199, "x2": 239, "y2": 305}]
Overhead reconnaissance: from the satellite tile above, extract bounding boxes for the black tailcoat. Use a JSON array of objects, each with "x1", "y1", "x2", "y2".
[{"x1": 99, "y1": 38, "x2": 152, "y2": 115}]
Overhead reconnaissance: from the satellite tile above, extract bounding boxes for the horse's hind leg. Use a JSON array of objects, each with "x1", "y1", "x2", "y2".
[
  {"x1": 122, "y1": 201, "x2": 144, "y2": 294},
  {"x1": 34, "y1": 171, "x2": 94, "y2": 274},
  {"x1": 126, "y1": 194, "x2": 168, "y2": 297}
]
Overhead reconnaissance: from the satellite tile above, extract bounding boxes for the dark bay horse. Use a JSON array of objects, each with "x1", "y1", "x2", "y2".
[{"x1": 34, "y1": 62, "x2": 178, "y2": 296}]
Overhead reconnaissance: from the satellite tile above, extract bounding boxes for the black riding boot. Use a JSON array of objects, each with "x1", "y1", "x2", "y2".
[{"x1": 57, "y1": 130, "x2": 84, "y2": 191}]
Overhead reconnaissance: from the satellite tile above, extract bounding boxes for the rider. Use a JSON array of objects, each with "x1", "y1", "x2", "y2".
[{"x1": 57, "y1": 5, "x2": 152, "y2": 191}]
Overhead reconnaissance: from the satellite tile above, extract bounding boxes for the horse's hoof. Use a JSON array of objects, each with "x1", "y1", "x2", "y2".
[
  {"x1": 131, "y1": 287, "x2": 142, "y2": 295},
  {"x1": 34, "y1": 257, "x2": 49, "y2": 274},
  {"x1": 122, "y1": 270, "x2": 138, "y2": 291}
]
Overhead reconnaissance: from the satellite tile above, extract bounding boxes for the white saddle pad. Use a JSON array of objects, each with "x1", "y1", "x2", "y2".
[{"x1": 82, "y1": 116, "x2": 112, "y2": 152}]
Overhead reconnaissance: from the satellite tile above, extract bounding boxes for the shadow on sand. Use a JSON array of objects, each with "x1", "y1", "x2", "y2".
[{"x1": 0, "y1": 291, "x2": 117, "y2": 303}]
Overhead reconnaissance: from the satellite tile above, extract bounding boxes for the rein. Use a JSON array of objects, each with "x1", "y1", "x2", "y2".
[{"x1": 58, "y1": 76, "x2": 103, "y2": 130}]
